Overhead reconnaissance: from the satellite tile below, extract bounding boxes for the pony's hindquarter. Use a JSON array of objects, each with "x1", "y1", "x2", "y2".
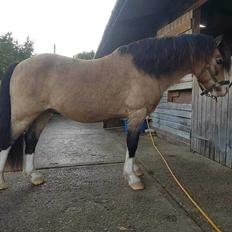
[
  {"x1": 0, "y1": 64, "x2": 18, "y2": 150},
  {"x1": 0, "y1": 64, "x2": 24, "y2": 189},
  {"x1": 0, "y1": 63, "x2": 50, "y2": 189},
  {"x1": 0, "y1": 64, "x2": 24, "y2": 170}
]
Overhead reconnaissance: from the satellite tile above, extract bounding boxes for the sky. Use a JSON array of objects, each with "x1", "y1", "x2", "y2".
[{"x1": 0, "y1": 0, "x2": 116, "y2": 57}]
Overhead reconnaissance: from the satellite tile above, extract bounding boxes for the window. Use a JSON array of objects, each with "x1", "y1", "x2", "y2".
[{"x1": 168, "y1": 89, "x2": 192, "y2": 104}]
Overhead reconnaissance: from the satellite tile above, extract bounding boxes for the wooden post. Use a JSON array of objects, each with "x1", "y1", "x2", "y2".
[{"x1": 54, "y1": 44, "x2": 56, "y2": 54}]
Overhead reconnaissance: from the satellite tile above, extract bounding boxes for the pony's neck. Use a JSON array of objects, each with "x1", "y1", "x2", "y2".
[{"x1": 157, "y1": 67, "x2": 194, "y2": 93}]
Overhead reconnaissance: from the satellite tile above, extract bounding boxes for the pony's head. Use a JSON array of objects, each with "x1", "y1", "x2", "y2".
[
  {"x1": 195, "y1": 35, "x2": 231, "y2": 99},
  {"x1": 118, "y1": 34, "x2": 231, "y2": 100}
]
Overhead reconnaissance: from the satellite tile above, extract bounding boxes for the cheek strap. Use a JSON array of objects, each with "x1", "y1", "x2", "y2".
[
  {"x1": 200, "y1": 80, "x2": 230, "y2": 96},
  {"x1": 198, "y1": 65, "x2": 231, "y2": 98}
]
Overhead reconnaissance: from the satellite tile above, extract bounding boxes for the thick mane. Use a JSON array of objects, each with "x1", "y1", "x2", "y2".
[{"x1": 118, "y1": 34, "x2": 231, "y2": 77}]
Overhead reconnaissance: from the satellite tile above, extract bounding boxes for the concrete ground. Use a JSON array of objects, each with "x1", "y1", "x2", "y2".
[{"x1": 1, "y1": 116, "x2": 232, "y2": 232}]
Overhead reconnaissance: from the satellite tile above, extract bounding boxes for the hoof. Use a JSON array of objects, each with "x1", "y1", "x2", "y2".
[
  {"x1": 0, "y1": 182, "x2": 8, "y2": 190},
  {"x1": 31, "y1": 173, "x2": 45, "y2": 186},
  {"x1": 129, "y1": 182, "x2": 145, "y2": 191},
  {"x1": 124, "y1": 173, "x2": 144, "y2": 191}
]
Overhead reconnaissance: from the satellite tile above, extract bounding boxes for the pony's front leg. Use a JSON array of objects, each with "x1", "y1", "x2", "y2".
[
  {"x1": 123, "y1": 109, "x2": 146, "y2": 190},
  {"x1": 133, "y1": 160, "x2": 143, "y2": 177},
  {"x1": 0, "y1": 147, "x2": 11, "y2": 190},
  {"x1": 124, "y1": 148, "x2": 144, "y2": 190}
]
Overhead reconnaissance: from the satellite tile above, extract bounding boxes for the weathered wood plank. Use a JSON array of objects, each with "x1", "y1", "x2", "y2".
[
  {"x1": 168, "y1": 81, "x2": 192, "y2": 91},
  {"x1": 191, "y1": 78, "x2": 198, "y2": 152},
  {"x1": 204, "y1": 96, "x2": 211, "y2": 157},
  {"x1": 199, "y1": 93, "x2": 206, "y2": 156},
  {"x1": 159, "y1": 98, "x2": 167, "y2": 104},
  {"x1": 197, "y1": 81, "x2": 203, "y2": 156},
  {"x1": 219, "y1": 95, "x2": 228, "y2": 165},
  {"x1": 157, "y1": 11, "x2": 192, "y2": 37},
  {"x1": 153, "y1": 118, "x2": 191, "y2": 133},
  {"x1": 192, "y1": 78, "x2": 201, "y2": 153},
  {"x1": 153, "y1": 123, "x2": 190, "y2": 140},
  {"x1": 210, "y1": 94, "x2": 217, "y2": 161},
  {"x1": 226, "y1": 87, "x2": 232, "y2": 168},
  {"x1": 214, "y1": 99, "x2": 222, "y2": 162},
  {"x1": 157, "y1": 103, "x2": 192, "y2": 111},
  {"x1": 152, "y1": 113, "x2": 191, "y2": 127},
  {"x1": 155, "y1": 108, "x2": 192, "y2": 119},
  {"x1": 191, "y1": 7, "x2": 201, "y2": 154},
  {"x1": 181, "y1": 74, "x2": 193, "y2": 82}
]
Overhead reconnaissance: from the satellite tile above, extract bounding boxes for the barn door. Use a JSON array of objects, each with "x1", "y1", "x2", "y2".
[
  {"x1": 191, "y1": 78, "x2": 232, "y2": 168},
  {"x1": 191, "y1": 5, "x2": 232, "y2": 168}
]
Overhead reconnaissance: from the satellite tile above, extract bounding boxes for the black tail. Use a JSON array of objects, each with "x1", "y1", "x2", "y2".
[{"x1": 0, "y1": 63, "x2": 24, "y2": 171}]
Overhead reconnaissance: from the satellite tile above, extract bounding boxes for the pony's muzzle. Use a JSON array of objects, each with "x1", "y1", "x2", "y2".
[
  {"x1": 200, "y1": 80, "x2": 231, "y2": 98},
  {"x1": 212, "y1": 85, "x2": 228, "y2": 97}
]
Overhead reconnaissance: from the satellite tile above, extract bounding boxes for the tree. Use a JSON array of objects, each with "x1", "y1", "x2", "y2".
[
  {"x1": 0, "y1": 32, "x2": 34, "y2": 80},
  {"x1": 73, "y1": 50, "x2": 95, "y2": 60}
]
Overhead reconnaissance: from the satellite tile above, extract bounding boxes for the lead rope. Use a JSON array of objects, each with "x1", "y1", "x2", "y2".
[{"x1": 145, "y1": 118, "x2": 222, "y2": 232}]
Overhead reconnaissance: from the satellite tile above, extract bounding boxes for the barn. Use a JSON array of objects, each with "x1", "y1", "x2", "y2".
[{"x1": 96, "y1": 0, "x2": 232, "y2": 167}]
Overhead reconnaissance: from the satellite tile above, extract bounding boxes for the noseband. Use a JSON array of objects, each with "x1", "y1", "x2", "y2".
[{"x1": 197, "y1": 66, "x2": 231, "y2": 101}]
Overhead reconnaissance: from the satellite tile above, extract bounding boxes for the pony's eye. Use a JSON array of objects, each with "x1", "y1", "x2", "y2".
[{"x1": 216, "y1": 58, "x2": 223, "y2": 65}]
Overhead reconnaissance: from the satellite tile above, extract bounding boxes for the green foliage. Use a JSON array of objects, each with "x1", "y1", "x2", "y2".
[
  {"x1": 73, "y1": 50, "x2": 95, "y2": 60},
  {"x1": 0, "y1": 32, "x2": 34, "y2": 80}
]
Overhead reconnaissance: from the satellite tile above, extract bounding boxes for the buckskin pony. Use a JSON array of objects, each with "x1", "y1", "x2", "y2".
[{"x1": 0, "y1": 34, "x2": 231, "y2": 191}]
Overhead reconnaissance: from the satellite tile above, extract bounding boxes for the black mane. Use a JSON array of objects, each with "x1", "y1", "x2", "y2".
[{"x1": 118, "y1": 34, "x2": 231, "y2": 77}]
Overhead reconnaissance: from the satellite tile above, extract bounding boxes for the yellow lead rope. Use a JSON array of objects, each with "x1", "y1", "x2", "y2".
[{"x1": 146, "y1": 119, "x2": 222, "y2": 232}]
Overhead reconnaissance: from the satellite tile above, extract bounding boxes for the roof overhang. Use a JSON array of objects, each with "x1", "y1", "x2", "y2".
[{"x1": 96, "y1": 0, "x2": 204, "y2": 58}]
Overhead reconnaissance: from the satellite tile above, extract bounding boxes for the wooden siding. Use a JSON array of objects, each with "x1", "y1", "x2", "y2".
[
  {"x1": 152, "y1": 11, "x2": 193, "y2": 144},
  {"x1": 191, "y1": 78, "x2": 232, "y2": 168},
  {"x1": 157, "y1": 11, "x2": 192, "y2": 37},
  {"x1": 190, "y1": 5, "x2": 232, "y2": 168},
  {"x1": 152, "y1": 100, "x2": 192, "y2": 145}
]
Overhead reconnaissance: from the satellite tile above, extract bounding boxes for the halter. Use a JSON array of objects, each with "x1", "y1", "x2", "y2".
[{"x1": 197, "y1": 65, "x2": 231, "y2": 101}]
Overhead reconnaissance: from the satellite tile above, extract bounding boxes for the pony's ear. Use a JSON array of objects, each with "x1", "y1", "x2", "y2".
[{"x1": 214, "y1": 35, "x2": 223, "y2": 47}]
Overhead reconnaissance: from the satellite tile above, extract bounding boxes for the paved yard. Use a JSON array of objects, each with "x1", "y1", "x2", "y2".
[{"x1": 1, "y1": 116, "x2": 232, "y2": 232}]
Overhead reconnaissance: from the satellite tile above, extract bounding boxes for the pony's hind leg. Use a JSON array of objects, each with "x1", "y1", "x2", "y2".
[
  {"x1": 123, "y1": 108, "x2": 146, "y2": 190},
  {"x1": 0, "y1": 147, "x2": 11, "y2": 189},
  {"x1": 23, "y1": 112, "x2": 52, "y2": 186},
  {"x1": 24, "y1": 129, "x2": 44, "y2": 186}
]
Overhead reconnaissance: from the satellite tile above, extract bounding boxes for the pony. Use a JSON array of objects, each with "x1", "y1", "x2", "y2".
[{"x1": 0, "y1": 34, "x2": 231, "y2": 191}]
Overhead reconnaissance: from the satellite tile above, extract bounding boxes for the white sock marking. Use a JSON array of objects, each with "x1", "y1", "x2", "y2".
[
  {"x1": 23, "y1": 153, "x2": 44, "y2": 184},
  {"x1": 0, "y1": 147, "x2": 11, "y2": 183},
  {"x1": 133, "y1": 162, "x2": 140, "y2": 172},
  {"x1": 123, "y1": 150, "x2": 140, "y2": 185},
  {"x1": 23, "y1": 153, "x2": 35, "y2": 174}
]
